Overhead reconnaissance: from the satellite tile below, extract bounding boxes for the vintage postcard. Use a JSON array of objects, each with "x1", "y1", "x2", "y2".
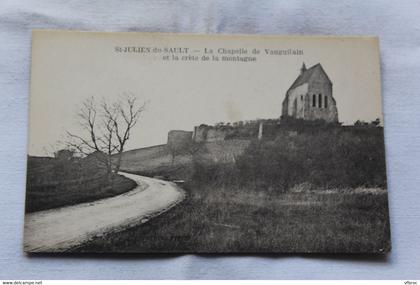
[{"x1": 24, "y1": 30, "x2": 390, "y2": 253}]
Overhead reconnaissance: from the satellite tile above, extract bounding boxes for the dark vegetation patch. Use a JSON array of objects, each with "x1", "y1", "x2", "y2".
[
  {"x1": 142, "y1": 122, "x2": 387, "y2": 191},
  {"x1": 76, "y1": 182, "x2": 390, "y2": 253},
  {"x1": 77, "y1": 123, "x2": 390, "y2": 253},
  {"x1": 235, "y1": 125, "x2": 387, "y2": 190},
  {"x1": 25, "y1": 155, "x2": 136, "y2": 213}
]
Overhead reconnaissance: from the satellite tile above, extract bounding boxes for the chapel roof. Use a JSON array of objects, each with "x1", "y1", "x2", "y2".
[{"x1": 288, "y1": 63, "x2": 331, "y2": 91}]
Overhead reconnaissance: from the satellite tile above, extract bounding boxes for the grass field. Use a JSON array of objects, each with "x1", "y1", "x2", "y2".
[
  {"x1": 77, "y1": 181, "x2": 390, "y2": 253},
  {"x1": 25, "y1": 156, "x2": 137, "y2": 213},
  {"x1": 25, "y1": 174, "x2": 136, "y2": 213},
  {"x1": 76, "y1": 125, "x2": 390, "y2": 253}
]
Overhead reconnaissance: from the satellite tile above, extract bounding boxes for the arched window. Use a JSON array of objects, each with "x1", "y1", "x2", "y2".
[
  {"x1": 318, "y1": 94, "x2": 322, "y2": 108},
  {"x1": 324, "y1": 96, "x2": 328, "y2": 108},
  {"x1": 301, "y1": 95, "x2": 303, "y2": 101},
  {"x1": 312, "y1": 94, "x2": 316, "y2": 107}
]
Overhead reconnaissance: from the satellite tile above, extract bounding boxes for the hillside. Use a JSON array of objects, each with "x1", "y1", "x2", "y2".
[
  {"x1": 25, "y1": 155, "x2": 136, "y2": 212},
  {"x1": 119, "y1": 139, "x2": 251, "y2": 174},
  {"x1": 80, "y1": 123, "x2": 390, "y2": 253},
  {"x1": 119, "y1": 121, "x2": 387, "y2": 190}
]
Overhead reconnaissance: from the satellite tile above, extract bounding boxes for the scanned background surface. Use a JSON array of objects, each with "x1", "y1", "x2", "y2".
[{"x1": 0, "y1": 0, "x2": 419, "y2": 279}]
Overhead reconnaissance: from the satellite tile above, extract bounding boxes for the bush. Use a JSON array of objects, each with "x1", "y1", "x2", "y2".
[
  {"x1": 192, "y1": 157, "x2": 239, "y2": 187},
  {"x1": 235, "y1": 126, "x2": 386, "y2": 191},
  {"x1": 188, "y1": 125, "x2": 386, "y2": 192}
]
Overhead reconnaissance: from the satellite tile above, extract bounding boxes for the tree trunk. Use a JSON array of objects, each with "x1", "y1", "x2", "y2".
[
  {"x1": 114, "y1": 151, "x2": 123, "y2": 175},
  {"x1": 106, "y1": 156, "x2": 114, "y2": 187}
]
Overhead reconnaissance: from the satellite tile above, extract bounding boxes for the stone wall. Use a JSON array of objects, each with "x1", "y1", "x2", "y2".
[
  {"x1": 206, "y1": 128, "x2": 226, "y2": 142},
  {"x1": 192, "y1": 125, "x2": 228, "y2": 142},
  {"x1": 286, "y1": 83, "x2": 309, "y2": 119},
  {"x1": 167, "y1": 130, "x2": 193, "y2": 148},
  {"x1": 304, "y1": 69, "x2": 338, "y2": 122},
  {"x1": 192, "y1": 126, "x2": 207, "y2": 142}
]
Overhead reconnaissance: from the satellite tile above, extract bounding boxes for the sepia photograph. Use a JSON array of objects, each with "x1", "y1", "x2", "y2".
[{"x1": 24, "y1": 31, "x2": 390, "y2": 253}]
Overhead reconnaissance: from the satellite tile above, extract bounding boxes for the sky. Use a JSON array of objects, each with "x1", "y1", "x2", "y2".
[{"x1": 28, "y1": 31, "x2": 383, "y2": 156}]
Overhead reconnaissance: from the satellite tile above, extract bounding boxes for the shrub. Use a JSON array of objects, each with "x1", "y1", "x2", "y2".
[{"x1": 234, "y1": 126, "x2": 386, "y2": 191}]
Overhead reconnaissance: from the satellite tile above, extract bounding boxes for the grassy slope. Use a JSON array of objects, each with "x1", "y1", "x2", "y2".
[
  {"x1": 119, "y1": 139, "x2": 251, "y2": 173},
  {"x1": 77, "y1": 125, "x2": 390, "y2": 253},
  {"x1": 77, "y1": 182, "x2": 390, "y2": 253},
  {"x1": 25, "y1": 156, "x2": 137, "y2": 213},
  {"x1": 25, "y1": 174, "x2": 136, "y2": 213}
]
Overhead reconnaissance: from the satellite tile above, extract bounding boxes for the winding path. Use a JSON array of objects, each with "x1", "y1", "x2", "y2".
[{"x1": 23, "y1": 172, "x2": 185, "y2": 252}]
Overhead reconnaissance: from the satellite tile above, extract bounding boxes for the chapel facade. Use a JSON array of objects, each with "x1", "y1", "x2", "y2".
[{"x1": 282, "y1": 63, "x2": 338, "y2": 123}]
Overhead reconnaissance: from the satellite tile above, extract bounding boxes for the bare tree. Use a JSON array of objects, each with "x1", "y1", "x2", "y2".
[{"x1": 66, "y1": 95, "x2": 146, "y2": 183}]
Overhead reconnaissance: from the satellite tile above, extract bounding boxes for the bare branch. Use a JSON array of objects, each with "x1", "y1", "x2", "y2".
[{"x1": 64, "y1": 94, "x2": 146, "y2": 178}]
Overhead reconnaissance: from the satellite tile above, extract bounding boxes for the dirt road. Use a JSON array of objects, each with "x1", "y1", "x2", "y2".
[{"x1": 23, "y1": 172, "x2": 185, "y2": 252}]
